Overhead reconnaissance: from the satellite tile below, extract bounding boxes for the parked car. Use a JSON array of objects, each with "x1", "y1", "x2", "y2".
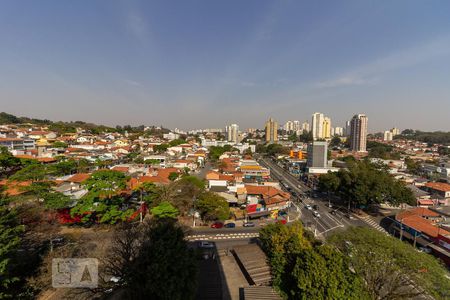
[
  {"x1": 313, "y1": 211, "x2": 321, "y2": 218},
  {"x1": 278, "y1": 219, "x2": 287, "y2": 225},
  {"x1": 313, "y1": 204, "x2": 319, "y2": 210},
  {"x1": 243, "y1": 222, "x2": 255, "y2": 227},
  {"x1": 418, "y1": 247, "x2": 432, "y2": 254},
  {"x1": 211, "y1": 222, "x2": 224, "y2": 229},
  {"x1": 224, "y1": 223, "x2": 236, "y2": 228},
  {"x1": 305, "y1": 204, "x2": 312, "y2": 210},
  {"x1": 198, "y1": 241, "x2": 214, "y2": 249}
]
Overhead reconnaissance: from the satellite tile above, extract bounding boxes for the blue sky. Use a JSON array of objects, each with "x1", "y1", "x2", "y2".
[{"x1": 1, "y1": 0, "x2": 450, "y2": 132}]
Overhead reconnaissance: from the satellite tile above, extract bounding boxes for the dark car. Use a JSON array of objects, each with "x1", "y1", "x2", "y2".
[
  {"x1": 243, "y1": 222, "x2": 255, "y2": 227},
  {"x1": 211, "y1": 222, "x2": 224, "y2": 229},
  {"x1": 313, "y1": 205, "x2": 319, "y2": 211},
  {"x1": 224, "y1": 223, "x2": 236, "y2": 228}
]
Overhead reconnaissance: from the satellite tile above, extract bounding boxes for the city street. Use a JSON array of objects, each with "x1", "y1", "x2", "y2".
[{"x1": 259, "y1": 157, "x2": 366, "y2": 237}]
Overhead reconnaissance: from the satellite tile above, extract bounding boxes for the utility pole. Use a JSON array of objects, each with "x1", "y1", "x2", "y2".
[{"x1": 399, "y1": 218, "x2": 404, "y2": 241}]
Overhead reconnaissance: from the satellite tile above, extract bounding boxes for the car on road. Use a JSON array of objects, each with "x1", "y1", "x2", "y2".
[
  {"x1": 305, "y1": 204, "x2": 312, "y2": 210},
  {"x1": 198, "y1": 241, "x2": 214, "y2": 249},
  {"x1": 418, "y1": 246, "x2": 432, "y2": 254},
  {"x1": 243, "y1": 222, "x2": 255, "y2": 227},
  {"x1": 313, "y1": 204, "x2": 319, "y2": 210},
  {"x1": 224, "y1": 222, "x2": 236, "y2": 228},
  {"x1": 211, "y1": 222, "x2": 224, "y2": 229},
  {"x1": 313, "y1": 211, "x2": 321, "y2": 218}
]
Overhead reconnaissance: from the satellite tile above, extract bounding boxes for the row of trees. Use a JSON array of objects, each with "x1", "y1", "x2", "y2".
[
  {"x1": 398, "y1": 129, "x2": 450, "y2": 144},
  {"x1": 318, "y1": 160, "x2": 415, "y2": 208},
  {"x1": 367, "y1": 141, "x2": 401, "y2": 160},
  {"x1": 259, "y1": 223, "x2": 450, "y2": 299},
  {"x1": 259, "y1": 222, "x2": 367, "y2": 299}
]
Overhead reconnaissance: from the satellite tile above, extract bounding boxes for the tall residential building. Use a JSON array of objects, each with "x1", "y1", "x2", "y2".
[
  {"x1": 311, "y1": 112, "x2": 324, "y2": 140},
  {"x1": 283, "y1": 120, "x2": 294, "y2": 132},
  {"x1": 334, "y1": 127, "x2": 344, "y2": 136},
  {"x1": 350, "y1": 114, "x2": 368, "y2": 152},
  {"x1": 391, "y1": 127, "x2": 400, "y2": 136},
  {"x1": 265, "y1": 117, "x2": 278, "y2": 143},
  {"x1": 323, "y1": 117, "x2": 332, "y2": 139},
  {"x1": 384, "y1": 130, "x2": 393, "y2": 141},
  {"x1": 307, "y1": 141, "x2": 328, "y2": 168},
  {"x1": 344, "y1": 121, "x2": 351, "y2": 136},
  {"x1": 227, "y1": 124, "x2": 239, "y2": 143},
  {"x1": 301, "y1": 121, "x2": 310, "y2": 132},
  {"x1": 293, "y1": 120, "x2": 301, "y2": 132}
]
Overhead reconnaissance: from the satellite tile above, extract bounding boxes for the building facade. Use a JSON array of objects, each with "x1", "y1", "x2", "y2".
[
  {"x1": 265, "y1": 118, "x2": 278, "y2": 143},
  {"x1": 350, "y1": 114, "x2": 368, "y2": 152}
]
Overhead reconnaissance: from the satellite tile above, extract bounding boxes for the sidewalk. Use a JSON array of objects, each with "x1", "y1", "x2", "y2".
[{"x1": 217, "y1": 248, "x2": 249, "y2": 300}]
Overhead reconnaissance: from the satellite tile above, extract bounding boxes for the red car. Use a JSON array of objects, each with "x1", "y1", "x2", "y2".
[
  {"x1": 278, "y1": 219, "x2": 287, "y2": 225},
  {"x1": 210, "y1": 222, "x2": 224, "y2": 229}
]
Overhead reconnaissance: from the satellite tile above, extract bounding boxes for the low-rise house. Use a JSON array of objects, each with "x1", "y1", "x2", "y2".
[{"x1": 425, "y1": 182, "x2": 450, "y2": 199}]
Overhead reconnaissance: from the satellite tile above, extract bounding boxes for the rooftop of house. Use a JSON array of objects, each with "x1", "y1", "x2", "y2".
[{"x1": 425, "y1": 182, "x2": 450, "y2": 192}]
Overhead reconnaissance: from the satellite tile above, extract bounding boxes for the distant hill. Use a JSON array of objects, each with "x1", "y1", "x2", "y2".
[{"x1": 0, "y1": 112, "x2": 171, "y2": 135}]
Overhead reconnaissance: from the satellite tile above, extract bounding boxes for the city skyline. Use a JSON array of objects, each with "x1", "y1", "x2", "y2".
[{"x1": 1, "y1": 1, "x2": 450, "y2": 131}]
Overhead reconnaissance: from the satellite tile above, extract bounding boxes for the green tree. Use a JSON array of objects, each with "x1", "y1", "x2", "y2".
[
  {"x1": 10, "y1": 163, "x2": 47, "y2": 182},
  {"x1": 49, "y1": 159, "x2": 77, "y2": 176},
  {"x1": 52, "y1": 141, "x2": 68, "y2": 148},
  {"x1": 318, "y1": 160, "x2": 415, "y2": 208},
  {"x1": 83, "y1": 170, "x2": 127, "y2": 199},
  {"x1": 196, "y1": 192, "x2": 229, "y2": 221},
  {"x1": 329, "y1": 227, "x2": 450, "y2": 300},
  {"x1": 153, "y1": 143, "x2": 169, "y2": 153},
  {"x1": 168, "y1": 172, "x2": 179, "y2": 181},
  {"x1": 144, "y1": 159, "x2": 160, "y2": 166},
  {"x1": 0, "y1": 147, "x2": 21, "y2": 174},
  {"x1": 0, "y1": 198, "x2": 24, "y2": 298},
  {"x1": 288, "y1": 246, "x2": 367, "y2": 300},
  {"x1": 43, "y1": 191, "x2": 72, "y2": 209},
  {"x1": 151, "y1": 201, "x2": 179, "y2": 219},
  {"x1": 299, "y1": 130, "x2": 313, "y2": 143},
  {"x1": 329, "y1": 136, "x2": 341, "y2": 148},
  {"x1": 76, "y1": 158, "x2": 92, "y2": 173},
  {"x1": 102, "y1": 219, "x2": 198, "y2": 299},
  {"x1": 288, "y1": 132, "x2": 298, "y2": 142}
]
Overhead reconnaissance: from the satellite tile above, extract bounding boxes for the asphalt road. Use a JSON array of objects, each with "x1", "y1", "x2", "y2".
[{"x1": 259, "y1": 157, "x2": 366, "y2": 237}]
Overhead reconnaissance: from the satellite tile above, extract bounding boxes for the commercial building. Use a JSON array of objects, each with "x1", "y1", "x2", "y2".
[
  {"x1": 265, "y1": 118, "x2": 278, "y2": 143},
  {"x1": 301, "y1": 121, "x2": 310, "y2": 133},
  {"x1": 350, "y1": 114, "x2": 368, "y2": 152},
  {"x1": 307, "y1": 141, "x2": 328, "y2": 168}
]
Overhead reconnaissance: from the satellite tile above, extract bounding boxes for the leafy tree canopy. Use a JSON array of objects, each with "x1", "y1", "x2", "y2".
[
  {"x1": 329, "y1": 227, "x2": 450, "y2": 300},
  {"x1": 151, "y1": 201, "x2": 179, "y2": 219},
  {"x1": 196, "y1": 192, "x2": 229, "y2": 221},
  {"x1": 83, "y1": 170, "x2": 128, "y2": 199}
]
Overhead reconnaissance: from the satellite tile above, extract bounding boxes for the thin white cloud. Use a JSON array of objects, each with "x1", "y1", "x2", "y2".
[
  {"x1": 126, "y1": 12, "x2": 150, "y2": 44},
  {"x1": 316, "y1": 34, "x2": 450, "y2": 89},
  {"x1": 124, "y1": 79, "x2": 142, "y2": 87},
  {"x1": 316, "y1": 76, "x2": 377, "y2": 88}
]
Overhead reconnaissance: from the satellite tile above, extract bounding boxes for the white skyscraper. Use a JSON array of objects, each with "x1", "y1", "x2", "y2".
[
  {"x1": 350, "y1": 114, "x2": 368, "y2": 152},
  {"x1": 293, "y1": 120, "x2": 301, "y2": 132},
  {"x1": 301, "y1": 121, "x2": 310, "y2": 132},
  {"x1": 334, "y1": 127, "x2": 344, "y2": 136},
  {"x1": 312, "y1": 112, "x2": 324, "y2": 140},
  {"x1": 227, "y1": 124, "x2": 239, "y2": 143},
  {"x1": 384, "y1": 130, "x2": 393, "y2": 141},
  {"x1": 283, "y1": 120, "x2": 294, "y2": 132}
]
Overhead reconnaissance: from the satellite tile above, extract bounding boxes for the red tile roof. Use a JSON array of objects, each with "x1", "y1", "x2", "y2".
[
  {"x1": 66, "y1": 173, "x2": 91, "y2": 183},
  {"x1": 425, "y1": 182, "x2": 450, "y2": 192}
]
